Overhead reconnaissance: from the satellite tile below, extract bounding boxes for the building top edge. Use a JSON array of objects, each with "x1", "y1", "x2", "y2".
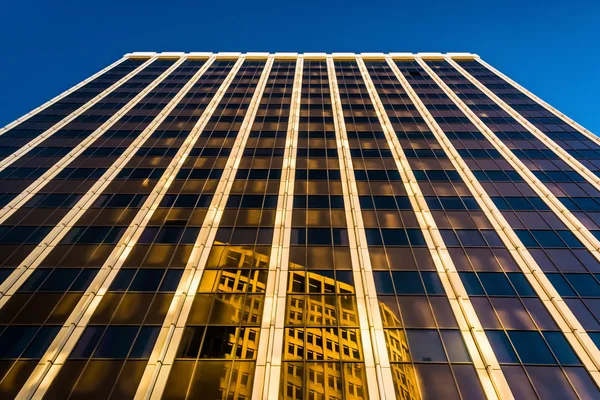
[{"x1": 124, "y1": 52, "x2": 480, "y2": 60}]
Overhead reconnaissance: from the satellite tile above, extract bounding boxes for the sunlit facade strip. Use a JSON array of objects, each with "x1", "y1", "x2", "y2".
[
  {"x1": 135, "y1": 56, "x2": 275, "y2": 400},
  {"x1": 252, "y1": 56, "x2": 304, "y2": 399},
  {"x1": 13, "y1": 55, "x2": 223, "y2": 399},
  {"x1": 326, "y1": 55, "x2": 396, "y2": 399},
  {"x1": 357, "y1": 56, "x2": 512, "y2": 399},
  {"x1": 398, "y1": 58, "x2": 600, "y2": 386}
]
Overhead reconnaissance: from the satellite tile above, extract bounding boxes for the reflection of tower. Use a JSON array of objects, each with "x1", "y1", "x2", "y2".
[
  {"x1": 379, "y1": 303, "x2": 420, "y2": 400},
  {"x1": 205, "y1": 245, "x2": 419, "y2": 399},
  {"x1": 281, "y1": 270, "x2": 420, "y2": 399},
  {"x1": 199, "y1": 244, "x2": 269, "y2": 400}
]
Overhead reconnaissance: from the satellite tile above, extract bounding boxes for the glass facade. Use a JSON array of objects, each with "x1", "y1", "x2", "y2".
[{"x1": 1, "y1": 52, "x2": 600, "y2": 400}]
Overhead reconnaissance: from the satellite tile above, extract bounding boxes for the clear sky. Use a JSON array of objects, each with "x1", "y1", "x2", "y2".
[{"x1": 1, "y1": 0, "x2": 598, "y2": 134}]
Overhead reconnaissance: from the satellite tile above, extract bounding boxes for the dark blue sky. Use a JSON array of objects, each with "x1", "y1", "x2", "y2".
[{"x1": 1, "y1": 0, "x2": 598, "y2": 133}]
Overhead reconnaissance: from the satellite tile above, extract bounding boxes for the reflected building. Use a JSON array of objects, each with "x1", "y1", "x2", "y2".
[{"x1": 1, "y1": 52, "x2": 600, "y2": 400}]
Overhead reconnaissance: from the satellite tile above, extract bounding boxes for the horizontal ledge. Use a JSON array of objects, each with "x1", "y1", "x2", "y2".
[{"x1": 124, "y1": 52, "x2": 480, "y2": 60}]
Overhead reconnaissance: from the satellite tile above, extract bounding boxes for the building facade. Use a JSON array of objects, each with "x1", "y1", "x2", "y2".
[{"x1": 0, "y1": 51, "x2": 599, "y2": 399}]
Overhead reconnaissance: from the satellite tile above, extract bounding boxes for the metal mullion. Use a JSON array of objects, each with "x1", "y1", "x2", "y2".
[
  {"x1": 133, "y1": 56, "x2": 274, "y2": 400},
  {"x1": 252, "y1": 57, "x2": 303, "y2": 400},
  {"x1": 357, "y1": 57, "x2": 512, "y2": 400},
  {"x1": 326, "y1": 56, "x2": 395, "y2": 400}
]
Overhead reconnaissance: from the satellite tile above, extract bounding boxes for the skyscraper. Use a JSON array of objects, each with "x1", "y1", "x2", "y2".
[{"x1": 0, "y1": 51, "x2": 599, "y2": 399}]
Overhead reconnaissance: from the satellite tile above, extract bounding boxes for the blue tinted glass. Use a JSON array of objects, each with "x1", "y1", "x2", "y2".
[
  {"x1": 546, "y1": 274, "x2": 577, "y2": 296},
  {"x1": 93, "y1": 326, "x2": 138, "y2": 358},
  {"x1": 365, "y1": 229, "x2": 383, "y2": 245},
  {"x1": 556, "y1": 231, "x2": 584, "y2": 248},
  {"x1": 515, "y1": 230, "x2": 538, "y2": 247},
  {"x1": 392, "y1": 272, "x2": 425, "y2": 294},
  {"x1": 373, "y1": 272, "x2": 394, "y2": 294},
  {"x1": 440, "y1": 230, "x2": 460, "y2": 246},
  {"x1": 19, "y1": 269, "x2": 51, "y2": 292},
  {"x1": 421, "y1": 272, "x2": 445, "y2": 295},
  {"x1": 481, "y1": 230, "x2": 503, "y2": 246},
  {"x1": 479, "y1": 273, "x2": 515, "y2": 296},
  {"x1": 22, "y1": 326, "x2": 61, "y2": 358},
  {"x1": 564, "y1": 274, "x2": 600, "y2": 297},
  {"x1": 0, "y1": 326, "x2": 37, "y2": 358},
  {"x1": 440, "y1": 330, "x2": 471, "y2": 362},
  {"x1": 507, "y1": 273, "x2": 536, "y2": 296},
  {"x1": 160, "y1": 270, "x2": 184, "y2": 291},
  {"x1": 382, "y1": 229, "x2": 409, "y2": 246},
  {"x1": 543, "y1": 332, "x2": 580, "y2": 365},
  {"x1": 407, "y1": 229, "x2": 426, "y2": 246},
  {"x1": 359, "y1": 196, "x2": 374, "y2": 209},
  {"x1": 531, "y1": 230, "x2": 565, "y2": 248},
  {"x1": 508, "y1": 331, "x2": 556, "y2": 364},
  {"x1": 130, "y1": 269, "x2": 164, "y2": 291},
  {"x1": 456, "y1": 230, "x2": 486, "y2": 246},
  {"x1": 406, "y1": 330, "x2": 447, "y2": 362},
  {"x1": 459, "y1": 273, "x2": 485, "y2": 295},
  {"x1": 129, "y1": 327, "x2": 160, "y2": 358},
  {"x1": 109, "y1": 269, "x2": 136, "y2": 291},
  {"x1": 70, "y1": 269, "x2": 98, "y2": 291},
  {"x1": 486, "y1": 331, "x2": 519, "y2": 363},
  {"x1": 70, "y1": 326, "x2": 104, "y2": 358}
]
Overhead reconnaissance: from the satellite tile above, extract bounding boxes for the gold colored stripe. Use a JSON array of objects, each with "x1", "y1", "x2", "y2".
[
  {"x1": 135, "y1": 56, "x2": 274, "y2": 400},
  {"x1": 0, "y1": 57, "x2": 157, "y2": 171},
  {"x1": 0, "y1": 57, "x2": 166, "y2": 225},
  {"x1": 476, "y1": 57, "x2": 600, "y2": 149},
  {"x1": 251, "y1": 57, "x2": 303, "y2": 400},
  {"x1": 326, "y1": 55, "x2": 395, "y2": 400},
  {"x1": 357, "y1": 57, "x2": 511, "y2": 400},
  {"x1": 400, "y1": 57, "x2": 600, "y2": 385},
  {"x1": 15, "y1": 56, "x2": 249, "y2": 400},
  {"x1": 0, "y1": 57, "x2": 187, "y2": 308},
  {"x1": 0, "y1": 56, "x2": 130, "y2": 137},
  {"x1": 446, "y1": 58, "x2": 600, "y2": 196}
]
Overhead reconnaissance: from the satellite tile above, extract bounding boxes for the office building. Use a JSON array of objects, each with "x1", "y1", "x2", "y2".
[{"x1": 1, "y1": 51, "x2": 600, "y2": 399}]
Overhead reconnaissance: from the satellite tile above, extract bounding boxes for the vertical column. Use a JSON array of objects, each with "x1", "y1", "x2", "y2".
[
  {"x1": 13, "y1": 57, "x2": 242, "y2": 400},
  {"x1": 357, "y1": 57, "x2": 511, "y2": 399},
  {"x1": 0, "y1": 57, "x2": 157, "y2": 170},
  {"x1": 252, "y1": 56, "x2": 303, "y2": 399},
  {"x1": 387, "y1": 56, "x2": 600, "y2": 391},
  {"x1": 134, "y1": 56, "x2": 274, "y2": 400},
  {"x1": 416, "y1": 58, "x2": 600, "y2": 282},
  {"x1": 326, "y1": 56, "x2": 395, "y2": 399}
]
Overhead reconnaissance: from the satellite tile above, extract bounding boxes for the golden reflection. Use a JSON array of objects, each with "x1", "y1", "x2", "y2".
[{"x1": 178, "y1": 245, "x2": 420, "y2": 399}]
